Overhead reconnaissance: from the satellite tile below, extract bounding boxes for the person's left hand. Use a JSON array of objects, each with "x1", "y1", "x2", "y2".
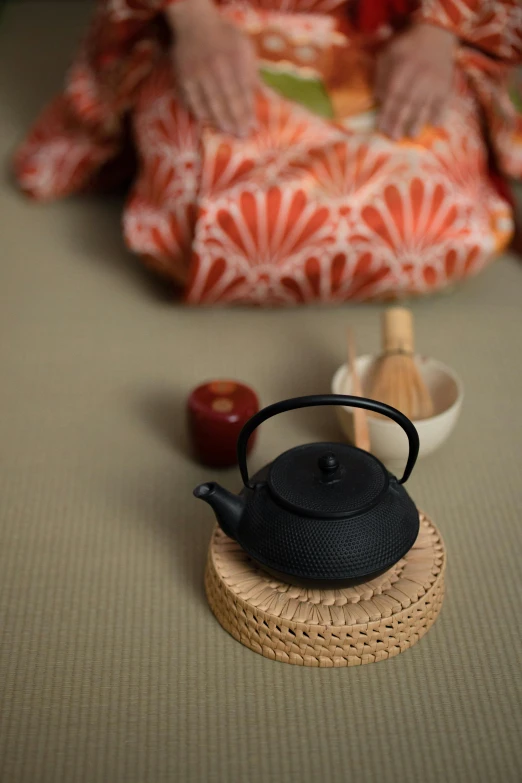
[{"x1": 375, "y1": 23, "x2": 457, "y2": 140}]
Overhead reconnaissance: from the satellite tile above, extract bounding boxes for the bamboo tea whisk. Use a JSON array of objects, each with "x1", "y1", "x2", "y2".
[{"x1": 368, "y1": 308, "x2": 434, "y2": 421}]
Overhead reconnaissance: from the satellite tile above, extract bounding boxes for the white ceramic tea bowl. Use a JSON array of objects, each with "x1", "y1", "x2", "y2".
[{"x1": 331, "y1": 355, "x2": 463, "y2": 465}]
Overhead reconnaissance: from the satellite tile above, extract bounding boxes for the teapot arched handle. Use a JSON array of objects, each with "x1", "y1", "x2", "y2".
[{"x1": 237, "y1": 395, "x2": 420, "y2": 489}]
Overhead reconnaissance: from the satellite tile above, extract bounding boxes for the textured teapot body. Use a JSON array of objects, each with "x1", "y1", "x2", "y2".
[{"x1": 226, "y1": 455, "x2": 418, "y2": 583}]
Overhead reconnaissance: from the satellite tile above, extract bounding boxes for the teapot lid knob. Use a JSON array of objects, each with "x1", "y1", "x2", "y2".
[{"x1": 318, "y1": 453, "x2": 340, "y2": 477}]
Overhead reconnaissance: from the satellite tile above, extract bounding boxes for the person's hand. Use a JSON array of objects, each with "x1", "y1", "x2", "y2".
[
  {"x1": 167, "y1": 0, "x2": 258, "y2": 138},
  {"x1": 375, "y1": 23, "x2": 457, "y2": 140}
]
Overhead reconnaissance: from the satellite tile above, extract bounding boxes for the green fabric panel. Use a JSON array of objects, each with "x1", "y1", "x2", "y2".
[{"x1": 260, "y1": 67, "x2": 334, "y2": 119}]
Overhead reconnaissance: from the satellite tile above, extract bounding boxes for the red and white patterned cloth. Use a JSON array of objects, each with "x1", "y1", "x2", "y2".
[{"x1": 13, "y1": 0, "x2": 522, "y2": 305}]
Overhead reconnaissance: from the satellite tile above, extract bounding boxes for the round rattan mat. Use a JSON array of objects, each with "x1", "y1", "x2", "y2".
[{"x1": 205, "y1": 512, "x2": 445, "y2": 667}]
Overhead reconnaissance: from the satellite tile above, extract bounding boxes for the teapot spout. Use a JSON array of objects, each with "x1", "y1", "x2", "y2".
[{"x1": 193, "y1": 482, "x2": 245, "y2": 540}]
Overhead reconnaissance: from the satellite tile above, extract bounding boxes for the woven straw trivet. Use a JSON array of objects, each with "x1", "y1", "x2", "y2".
[{"x1": 205, "y1": 513, "x2": 445, "y2": 667}]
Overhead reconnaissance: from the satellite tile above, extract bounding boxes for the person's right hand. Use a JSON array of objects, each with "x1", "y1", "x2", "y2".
[{"x1": 167, "y1": 0, "x2": 258, "y2": 138}]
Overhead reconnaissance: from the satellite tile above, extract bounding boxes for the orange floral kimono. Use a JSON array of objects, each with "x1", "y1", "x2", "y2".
[{"x1": 14, "y1": 0, "x2": 522, "y2": 305}]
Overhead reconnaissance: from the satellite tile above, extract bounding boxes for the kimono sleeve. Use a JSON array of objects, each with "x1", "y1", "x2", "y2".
[{"x1": 416, "y1": 0, "x2": 522, "y2": 63}]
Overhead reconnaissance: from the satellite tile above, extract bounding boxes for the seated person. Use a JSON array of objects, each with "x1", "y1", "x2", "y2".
[{"x1": 14, "y1": 0, "x2": 522, "y2": 305}]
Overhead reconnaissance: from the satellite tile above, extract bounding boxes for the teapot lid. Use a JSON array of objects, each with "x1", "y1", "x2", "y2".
[{"x1": 267, "y1": 443, "x2": 388, "y2": 520}]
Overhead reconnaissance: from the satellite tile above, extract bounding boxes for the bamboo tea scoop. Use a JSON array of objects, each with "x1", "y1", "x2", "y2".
[
  {"x1": 347, "y1": 329, "x2": 371, "y2": 451},
  {"x1": 368, "y1": 307, "x2": 434, "y2": 421}
]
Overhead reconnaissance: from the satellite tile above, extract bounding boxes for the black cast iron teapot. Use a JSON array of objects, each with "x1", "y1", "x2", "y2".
[{"x1": 194, "y1": 395, "x2": 420, "y2": 587}]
